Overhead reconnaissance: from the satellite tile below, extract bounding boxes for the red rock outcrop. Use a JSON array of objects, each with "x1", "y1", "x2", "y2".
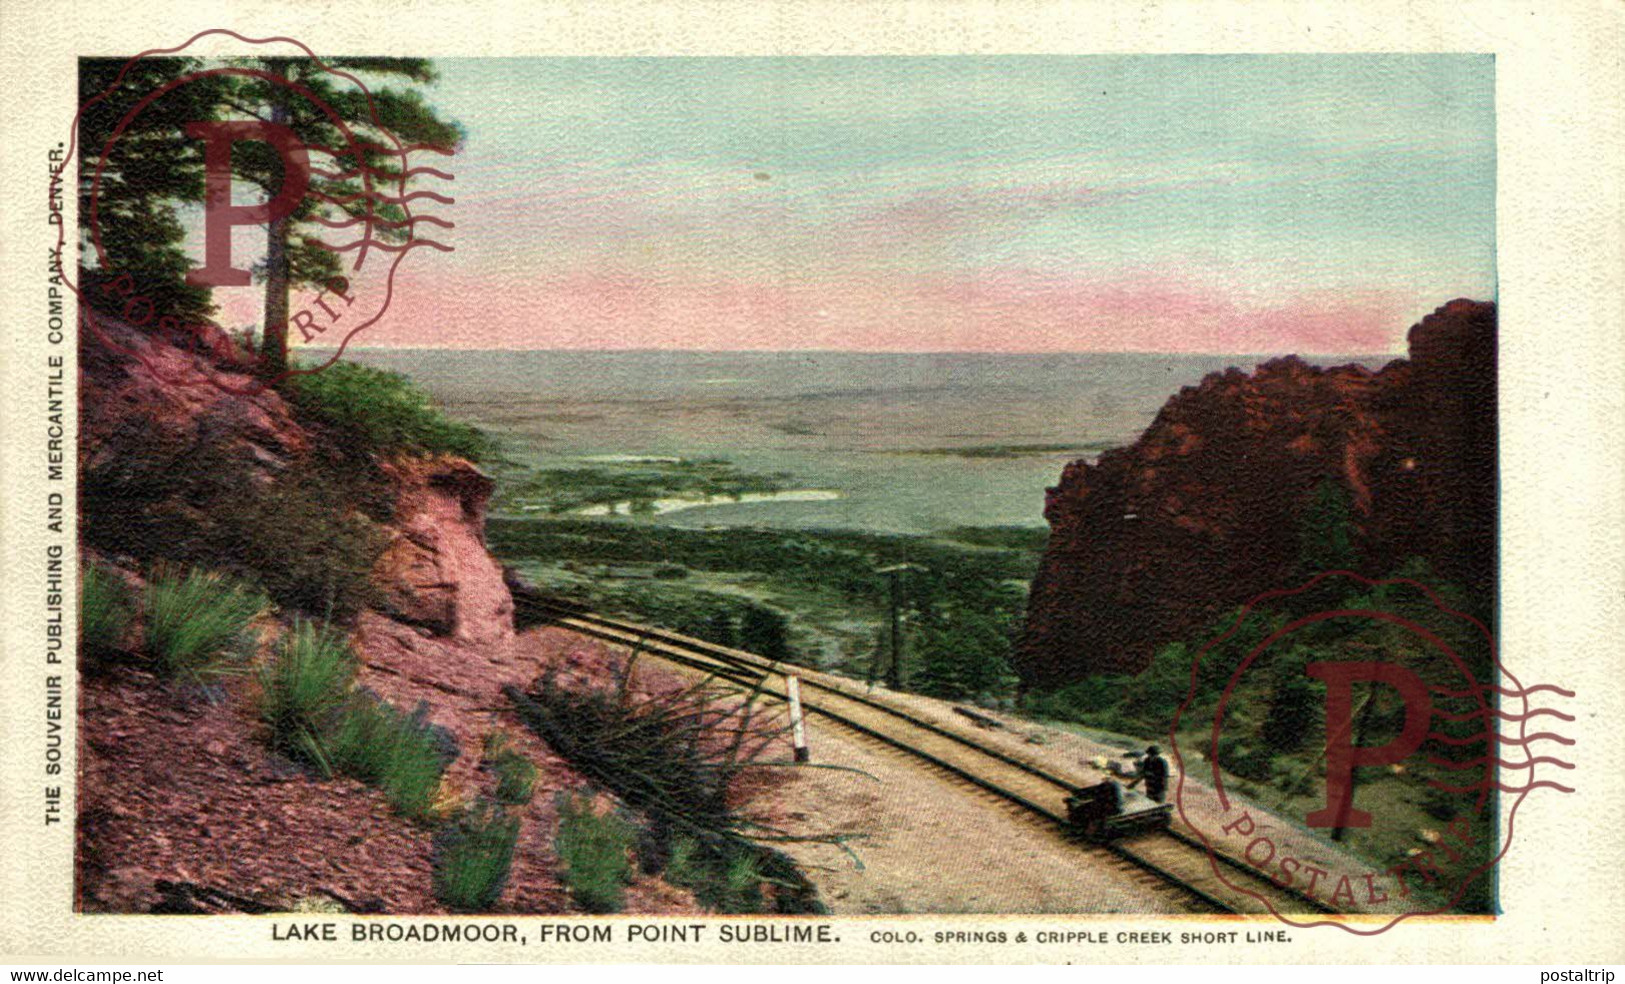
[
  {"x1": 79, "y1": 313, "x2": 514, "y2": 646},
  {"x1": 79, "y1": 318, "x2": 309, "y2": 495},
  {"x1": 1017, "y1": 299, "x2": 1497, "y2": 687},
  {"x1": 371, "y1": 455, "x2": 515, "y2": 645}
]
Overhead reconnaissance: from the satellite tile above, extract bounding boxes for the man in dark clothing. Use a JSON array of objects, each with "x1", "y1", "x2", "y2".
[{"x1": 1136, "y1": 745, "x2": 1170, "y2": 803}]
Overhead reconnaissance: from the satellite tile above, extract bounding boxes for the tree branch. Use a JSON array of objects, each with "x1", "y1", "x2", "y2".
[{"x1": 220, "y1": 99, "x2": 273, "y2": 124}]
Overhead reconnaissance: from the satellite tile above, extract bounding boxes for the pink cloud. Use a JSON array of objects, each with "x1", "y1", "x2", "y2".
[
  {"x1": 911, "y1": 270, "x2": 1411, "y2": 353},
  {"x1": 324, "y1": 263, "x2": 1419, "y2": 355},
  {"x1": 858, "y1": 183, "x2": 1114, "y2": 234}
]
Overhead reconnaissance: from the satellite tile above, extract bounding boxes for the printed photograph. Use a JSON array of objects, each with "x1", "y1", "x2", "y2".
[{"x1": 74, "y1": 53, "x2": 1500, "y2": 919}]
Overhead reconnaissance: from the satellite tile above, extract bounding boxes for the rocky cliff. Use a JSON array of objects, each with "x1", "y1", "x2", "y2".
[
  {"x1": 74, "y1": 315, "x2": 761, "y2": 915},
  {"x1": 372, "y1": 455, "x2": 514, "y2": 644},
  {"x1": 1016, "y1": 299, "x2": 1497, "y2": 688},
  {"x1": 79, "y1": 316, "x2": 514, "y2": 645}
]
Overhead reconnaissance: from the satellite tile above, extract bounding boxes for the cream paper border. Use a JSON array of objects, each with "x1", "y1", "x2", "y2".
[{"x1": 1, "y1": 0, "x2": 1621, "y2": 965}]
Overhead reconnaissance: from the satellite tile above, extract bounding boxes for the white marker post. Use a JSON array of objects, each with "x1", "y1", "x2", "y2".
[{"x1": 785, "y1": 675, "x2": 810, "y2": 763}]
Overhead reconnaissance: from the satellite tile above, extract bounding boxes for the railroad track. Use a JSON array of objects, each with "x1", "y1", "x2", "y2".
[{"x1": 515, "y1": 595, "x2": 1338, "y2": 918}]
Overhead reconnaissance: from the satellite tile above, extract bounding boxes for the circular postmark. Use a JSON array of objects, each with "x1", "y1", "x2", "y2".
[
  {"x1": 54, "y1": 28, "x2": 456, "y2": 394},
  {"x1": 1170, "y1": 570, "x2": 1574, "y2": 935}
]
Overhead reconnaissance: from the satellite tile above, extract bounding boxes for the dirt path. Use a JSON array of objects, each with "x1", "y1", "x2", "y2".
[
  {"x1": 546, "y1": 611, "x2": 1416, "y2": 915},
  {"x1": 853, "y1": 686, "x2": 1434, "y2": 916},
  {"x1": 552, "y1": 623, "x2": 1192, "y2": 915},
  {"x1": 762, "y1": 714, "x2": 1187, "y2": 915},
  {"x1": 363, "y1": 613, "x2": 1191, "y2": 915}
]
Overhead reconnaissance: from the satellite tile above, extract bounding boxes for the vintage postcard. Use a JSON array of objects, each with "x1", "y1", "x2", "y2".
[{"x1": 1, "y1": 0, "x2": 1622, "y2": 968}]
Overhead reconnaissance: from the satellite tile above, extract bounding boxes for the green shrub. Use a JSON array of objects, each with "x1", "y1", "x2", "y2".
[
  {"x1": 664, "y1": 837, "x2": 771, "y2": 913},
  {"x1": 482, "y1": 731, "x2": 538, "y2": 806},
  {"x1": 553, "y1": 791, "x2": 635, "y2": 914},
  {"x1": 659, "y1": 833, "x2": 812, "y2": 914},
  {"x1": 326, "y1": 695, "x2": 450, "y2": 821},
  {"x1": 1216, "y1": 735, "x2": 1275, "y2": 783},
  {"x1": 1118, "y1": 641, "x2": 1196, "y2": 726},
  {"x1": 508, "y1": 676, "x2": 737, "y2": 840},
  {"x1": 205, "y1": 470, "x2": 386, "y2": 620},
  {"x1": 665, "y1": 836, "x2": 703, "y2": 886},
  {"x1": 508, "y1": 675, "x2": 833, "y2": 914},
  {"x1": 81, "y1": 562, "x2": 133, "y2": 660},
  {"x1": 1273, "y1": 764, "x2": 1317, "y2": 798},
  {"x1": 433, "y1": 799, "x2": 519, "y2": 913},
  {"x1": 284, "y1": 361, "x2": 492, "y2": 463},
  {"x1": 80, "y1": 432, "x2": 387, "y2": 623},
  {"x1": 1260, "y1": 665, "x2": 1318, "y2": 754},
  {"x1": 908, "y1": 614, "x2": 1017, "y2": 701},
  {"x1": 721, "y1": 851, "x2": 766, "y2": 914},
  {"x1": 258, "y1": 619, "x2": 357, "y2": 761},
  {"x1": 1422, "y1": 786, "x2": 1461, "y2": 822},
  {"x1": 143, "y1": 566, "x2": 266, "y2": 682},
  {"x1": 258, "y1": 623, "x2": 453, "y2": 822},
  {"x1": 1024, "y1": 675, "x2": 1130, "y2": 722},
  {"x1": 739, "y1": 605, "x2": 791, "y2": 661}
]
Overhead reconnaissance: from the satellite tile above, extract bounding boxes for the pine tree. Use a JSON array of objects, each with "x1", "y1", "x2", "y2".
[
  {"x1": 212, "y1": 57, "x2": 463, "y2": 374},
  {"x1": 77, "y1": 56, "x2": 461, "y2": 368},
  {"x1": 1260, "y1": 669, "x2": 1317, "y2": 753},
  {"x1": 1296, "y1": 479, "x2": 1358, "y2": 576},
  {"x1": 78, "y1": 56, "x2": 222, "y2": 323},
  {"x1": 705, "y1": 610, "x2": 738, "y2": 648},
  {"x1": 909, "y1": 627, "x2": 962, "y2": 699},
  {"x1": 739, "y1": 606, "x2": 790, "y2": 662},
  {"x1": 908, "y1": 615, "x2": 1013, "y2": 701}
]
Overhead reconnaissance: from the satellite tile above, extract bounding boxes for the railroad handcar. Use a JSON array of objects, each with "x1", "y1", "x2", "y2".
[{"x1": 1065, "y1": 780, "x2": 1173, "y2": 841}]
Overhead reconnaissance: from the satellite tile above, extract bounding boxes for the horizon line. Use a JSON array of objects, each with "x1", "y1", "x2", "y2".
[{"x1": 296, "y1": 344, "x2": 1405, "y2": 360}]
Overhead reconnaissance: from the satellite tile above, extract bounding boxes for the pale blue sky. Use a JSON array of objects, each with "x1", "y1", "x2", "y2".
[{"x1": 376, "y1": 55, "x2": 1495, "y2": 352}]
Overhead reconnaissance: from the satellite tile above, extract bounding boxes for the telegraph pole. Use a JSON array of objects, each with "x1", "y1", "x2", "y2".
[
  {"x1": 786, "y1": 675, "x2": 810, "y2": 762},
  {"x1": 877, "y1": 564, "x2": 916, "y2": 690}
]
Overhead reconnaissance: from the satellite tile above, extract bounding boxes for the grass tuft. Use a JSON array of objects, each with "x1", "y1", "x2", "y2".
[
  {"x1": 553, "y1": 791, "x2": 635, "y2": 914},
  {"x1": 722, "y1": 851, "x2": 766, "y2": 913},
  {"x1": 433, "y1": 799, "x2": 519, "y2": 913},
  {"x1": 481, "y1": 731, "x2": 538, "y2": 806},
  {"x1": 507, "y1": 674, "x2": 835, "y2": 913},
  {"x1": 257, "y1": 619, "x2": 357, "y2": 762},
  {"x1": 326, "y1": 695, "x2": 451, "y2": 821},
  {"x1": 254, "y1": 618, "x2": 454, "y2": 824},
  {"x1": 255, "y1": 620, "x2": 458, "y2": 828},
  {"x1": 143, "y1": 566, "x2": 266, "y2": 682},
  {"x1": 81, "y1": 561, "x2": 133, "y2": 661}
]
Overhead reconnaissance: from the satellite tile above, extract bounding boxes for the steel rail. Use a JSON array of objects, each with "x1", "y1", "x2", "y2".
[{"x1": 515, "y1": 595, "x2": 1338, "y2": 917}]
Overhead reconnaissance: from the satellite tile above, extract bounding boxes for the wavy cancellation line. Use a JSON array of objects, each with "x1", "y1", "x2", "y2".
[
  {"x1": 1426, "y1": 754, "x2": 1575, "y2": 771},
  {"x1": 311, "y1": 164, "x2": 456, "y2": 182},
  {"x1": 307, "y1": 213, "x2": 455, "y2": 230},
  {"x1": 1425, "y1": 779, "x2": 1576, "y2": 795},
  {"x1": 1430, "y1": 706, "x2": 1575, "y2": 724},
  {"x1": 310, "y1": 187, "x2": 456, "y2": 207},
  {"x1": 307, "y1": 140, "x2": 456, "y2": 158},
  {"x1": 1429, "y1": 682, "x2": 1576, "y2": 700},
  {"x1": 1423, "y1": 729, "x2": 1576, "y2": 747},
  {"x1": 310, "y1": 237, "x2": 455, "y2": 254}
]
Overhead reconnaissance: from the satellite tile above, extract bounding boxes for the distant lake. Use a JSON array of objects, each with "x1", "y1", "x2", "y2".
[{"x1": 325, "y1": 349, "x2": 1387, "y2": 535}]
